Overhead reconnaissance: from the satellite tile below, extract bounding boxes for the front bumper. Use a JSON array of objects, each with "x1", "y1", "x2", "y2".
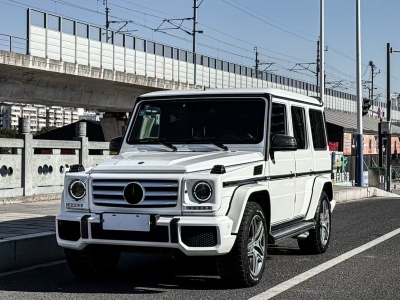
[{"x1": 56, "y1": 212, "x2": 236, "y2": 256}]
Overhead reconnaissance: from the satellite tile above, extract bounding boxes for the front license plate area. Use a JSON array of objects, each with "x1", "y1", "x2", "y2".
[{"x1": 102, "y1": 213, "x2": 150, "y2": 232}]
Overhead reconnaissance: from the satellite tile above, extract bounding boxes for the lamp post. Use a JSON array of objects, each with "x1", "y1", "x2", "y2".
[{"x1": 355, "y1": 0, "x2": 364, "y2": 187}]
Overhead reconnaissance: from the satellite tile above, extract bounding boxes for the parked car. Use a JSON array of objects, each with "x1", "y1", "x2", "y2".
[{"x1": 56, "y1": 88, "x2": 335, "y2": 287}]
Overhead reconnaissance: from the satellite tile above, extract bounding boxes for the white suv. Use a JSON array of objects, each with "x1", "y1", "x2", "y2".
[{"x1": 56, "y1": 88, "x2": 335, "y2": 287}]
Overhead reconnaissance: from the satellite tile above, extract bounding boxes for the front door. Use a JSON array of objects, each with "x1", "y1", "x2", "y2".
[{"x1": 268, "y1": 101, "x2": 295, "y2": 224}]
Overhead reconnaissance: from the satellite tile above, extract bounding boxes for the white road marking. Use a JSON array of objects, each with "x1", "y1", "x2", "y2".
[
  {"x1": 0, "y1": 260, "x2": 65, "y2": 277},
  {"x1": 250, "y1": 228, "x2": 400, "y2": 300}
]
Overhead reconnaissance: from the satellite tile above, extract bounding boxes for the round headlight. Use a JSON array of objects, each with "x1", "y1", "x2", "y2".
[
  {"x1": 69, "y1": 180, "x2": 86, "y2": 200},
  {"x1": 192, "y1": 181, "x2": 212, "y2": 202}
]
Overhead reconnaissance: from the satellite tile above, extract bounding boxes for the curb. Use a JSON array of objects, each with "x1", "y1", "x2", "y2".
[
  {"x1": 334, "y1": 187, "x2": 400, "y2": 203},
  {"x1": 0, "y1": 232, "x2": 64, "y2": 273},
  {"x1": 0, "y1": 194, "x2": 61, "y2": 205}
]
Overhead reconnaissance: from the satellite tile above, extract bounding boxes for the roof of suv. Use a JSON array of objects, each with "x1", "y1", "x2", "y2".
[{"x1": 141, "y1": 88, "x2": 322, "y2": 106}]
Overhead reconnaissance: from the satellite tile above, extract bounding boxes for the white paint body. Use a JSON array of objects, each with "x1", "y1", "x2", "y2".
[{"x1": 56, "y1": 88, "x2": 334, "y2": 256}]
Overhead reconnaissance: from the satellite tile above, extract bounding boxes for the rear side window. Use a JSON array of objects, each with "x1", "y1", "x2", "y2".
[
  {"x1": 309, "y1": 109, "x2": 327, "y2": 150},
  {"x1": 270, "y1": 103, "x2": 286, "y2": 140},
  {"x1": 291, "y1": 106, "x2": 307, "y2": 149}
]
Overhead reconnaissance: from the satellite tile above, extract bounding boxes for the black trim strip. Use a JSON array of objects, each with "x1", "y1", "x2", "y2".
[
  {"x1": 170, "y1": 218, "x2": 180, "y2": 243},
  {"x1": 223, "y1": 177, "x2": 267, "y2": 188},
  {"x1": 223, "y1": 170, "x2": 331, "y2": 187},
  {"x1": 80, "y1": 215, "x2": 90, "y2": 239}
]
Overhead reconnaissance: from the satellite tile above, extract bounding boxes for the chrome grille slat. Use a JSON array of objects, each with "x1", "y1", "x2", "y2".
[{"x1": 91, "y1": 179, "x2": 179, "y2": 207}]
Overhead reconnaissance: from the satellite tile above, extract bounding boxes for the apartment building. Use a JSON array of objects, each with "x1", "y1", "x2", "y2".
[{"x1": 0, "y1": 103, "x2": 99, "y2": 132}]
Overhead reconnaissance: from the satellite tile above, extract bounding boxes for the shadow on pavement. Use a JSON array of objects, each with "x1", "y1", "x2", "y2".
[{"x1": 0, "y1": 253, "x2": 244, "y2": 295}]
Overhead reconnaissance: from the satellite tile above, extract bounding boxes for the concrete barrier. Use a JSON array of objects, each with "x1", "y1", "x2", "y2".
[{"x1": 334, "y1": 186, "x2": 400, "y2": 203}]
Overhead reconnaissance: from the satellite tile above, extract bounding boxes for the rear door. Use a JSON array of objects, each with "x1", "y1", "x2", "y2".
[{"x1": 290, "y1": 105, "x2": 314, "y2": 217}]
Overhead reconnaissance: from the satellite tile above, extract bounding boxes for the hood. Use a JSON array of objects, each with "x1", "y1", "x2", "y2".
[{"x1": 90, "y1": 151, "x2": 264, "y2": 174}]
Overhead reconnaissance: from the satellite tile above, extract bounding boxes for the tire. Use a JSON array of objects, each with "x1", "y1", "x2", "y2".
[
  {"x1": 64, "y1": 246, "x2": 121, "y2": 278},
  {"x1": 217, "y1": 202, "x2": 267, "y2": 287},
  {"x1": 298, "y1": 192, "x2": 331, "y2": 254}
]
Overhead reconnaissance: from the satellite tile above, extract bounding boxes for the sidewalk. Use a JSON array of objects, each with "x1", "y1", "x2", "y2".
[{"x1": 1, "y1": 186, "x2": 400, "y2": 273}]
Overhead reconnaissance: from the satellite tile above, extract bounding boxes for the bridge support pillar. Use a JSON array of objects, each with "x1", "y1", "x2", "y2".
[{"x1": 100, "y1": 112, "x2": 129, "y2": 141}]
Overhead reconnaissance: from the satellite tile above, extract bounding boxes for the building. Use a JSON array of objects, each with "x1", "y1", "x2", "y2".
[{"x1": 0, "y1": 103, "x2": 99, "y2": 132}]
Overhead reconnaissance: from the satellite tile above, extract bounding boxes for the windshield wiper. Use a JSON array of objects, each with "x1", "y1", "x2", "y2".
[
  {"x1": 175, "y1": 137, "x2": 229, "y2": 151},
  {"x1": 132, "y1": 138, "x2": 177, "y2": 151}
]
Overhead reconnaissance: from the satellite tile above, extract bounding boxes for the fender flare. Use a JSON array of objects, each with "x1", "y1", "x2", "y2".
[
  {"x1": 305, "y1": 176, "x2": 333, "y2": 220},
  {"x1": 226, "y1": 184, "x2": 270, "y2": 234}
]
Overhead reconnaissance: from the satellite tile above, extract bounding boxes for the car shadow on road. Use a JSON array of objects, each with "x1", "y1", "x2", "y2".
[{"x1": 0, "y1": 254, "x2": 246, "y2": 296}]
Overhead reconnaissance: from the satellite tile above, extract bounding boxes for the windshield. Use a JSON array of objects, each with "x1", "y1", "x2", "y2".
[{"x1": 127, "y1": 98, "x2": 266, "y2": 145}]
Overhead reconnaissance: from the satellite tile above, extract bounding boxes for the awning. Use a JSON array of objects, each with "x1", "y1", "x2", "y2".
[{"x1": 324, "y1": 109, "x2": 400, "y2": 135}]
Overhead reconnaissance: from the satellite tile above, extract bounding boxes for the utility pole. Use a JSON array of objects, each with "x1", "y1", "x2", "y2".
[
  {"x1": 316, "y1": 39, "x2": 320, "y2": 89},
  {"x1": 320, "y1": 0, "x2": 325, "y2": 105},
  {"x1": 193, "y1": 0, "x2": 197, "y2": 54},
  {"x1": 254, "y1": 46, "x2": 259, "y2": 77},
  {"x1": 387, "y1": 43, "x2": 392, "y2": 192},
  {"x1": 355, "y1": 0, "x2": 363, "y2": 187},
  {"x1": 104, "y1": 0, "x2": 110, "y2": 43}
]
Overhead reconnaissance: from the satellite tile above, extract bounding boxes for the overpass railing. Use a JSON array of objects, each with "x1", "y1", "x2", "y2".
[
  {"x1": 25, "y1": 8, "x2": 371, "y2": 116},
  {"x1": 0, "y1": 120, "x2": 111, "y2": 198},
  {"x1": 0, "y1": 33, "x2": 28, "y2": 54}
]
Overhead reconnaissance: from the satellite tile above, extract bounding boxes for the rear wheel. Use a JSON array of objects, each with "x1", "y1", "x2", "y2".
[
  {"x1": 298, "y1": 192, "x2": 331, "y2": 254},
  {"x1": 64, "y1": 246, "x2": 121, "y2": 278},
  {"x1": 217, "y1": 202, "x2": 267, "y2": 287}
]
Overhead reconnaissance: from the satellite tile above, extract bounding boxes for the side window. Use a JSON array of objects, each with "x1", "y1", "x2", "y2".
[
  {"x1": 270, "y1": 103, "x2": 287, "y2": 140},
  {"x1": 291, "y1": 106, "x2": 307, "y2": 149},
  {"x1": 309, "y1": 109, "x2": 327, "y2": 150}
]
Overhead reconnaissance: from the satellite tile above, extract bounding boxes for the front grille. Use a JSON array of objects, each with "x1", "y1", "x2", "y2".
[
  {"x1": 181, "y1": 226, "x2": 218, "y2": 247},
  {"x1": 91, "y1": 179, "x2": 179, "y2": 207}
]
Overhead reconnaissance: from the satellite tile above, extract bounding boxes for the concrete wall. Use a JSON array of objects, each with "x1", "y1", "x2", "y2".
[{"x1": 0, "y1": 122, "x2": 111, "y2": 198}]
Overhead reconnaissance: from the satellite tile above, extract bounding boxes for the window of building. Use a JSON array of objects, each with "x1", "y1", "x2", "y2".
[
  {"x1": 62, "y1": 19, "x2": 75, "y2": 35},
  {"x1": 187, "y1": 52, "x2": 194, "y2": 63},
  {"x1": 77, "y1": 23, "x2": 88, "y2": 38},
  {"x1": 270, "y1": 103, "x2": 287, "y2": 140},
  {"x1": 114, "y1": 34, "x2": 123, "y2": 47},
  {"x1": 125, "y1": 35, "x2": 134, "y2": 49},
  {"x1": 31, "y1": 11, "x2": 45, "y2": 28},
  {"x1": 136, "y1": 38, "x2": 145, "y2": 51},
  {"x1": 309, "y1": 109, "x2": 327, "y2": 150},
  {"x1": 179, "y1": 50, "x2": 187, "y2": 62},
  {"x1": 155, "y1": 43, "x2": 163, "y2": 56},
  {"x1": 146, "y1": 42, "x2": 155, "y2": 54},
  {"x1": 201, "y1": 56, "x2": 208, "y2": 67},
  {"x1": 165, "y1": 46, "x2": 173, "y2": 58},
  {"x1": 291, "y1": 106, "x2": 307, "y2": 149},
  {"x1": 223, "y1": 62, "x2": 229, "y2": 72},
  {"x1": 173, "y1": 48, "x2": 179, "y2": 60},
  {"x1": 90, "y1": 27, "x2": 101, "y2": 41},
  {"x1": 210, "y1": 58, "x2": 216, "y2": 69},
  {"x1": 196, "y1": 54, "x2": 202, "y2": 65},
  {"x1": 48, "y1": 15, "x2": 60, "y2": 31}
]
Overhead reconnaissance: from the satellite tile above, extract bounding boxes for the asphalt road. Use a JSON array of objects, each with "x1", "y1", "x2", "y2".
[{"x1": 1, "y1": 197, "x2": 400, "y2": 300}]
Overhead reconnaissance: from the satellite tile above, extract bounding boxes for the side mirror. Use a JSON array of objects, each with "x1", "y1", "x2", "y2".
[
  {"x1": 270, "y1": 134, "x2": 297, "y2": 151},
  {"x1": 109, "y1": 136, "x2": 122, "y2": 154}
]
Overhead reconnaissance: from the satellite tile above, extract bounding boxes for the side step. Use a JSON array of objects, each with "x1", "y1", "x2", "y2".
[{"x1": 270, "y1": 220, "x2": 315, "y2": 244}]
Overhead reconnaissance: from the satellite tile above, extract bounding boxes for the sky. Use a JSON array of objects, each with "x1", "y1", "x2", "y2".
[{"x1": 0, "y1": 0, "x2": 399, "y2": 104}]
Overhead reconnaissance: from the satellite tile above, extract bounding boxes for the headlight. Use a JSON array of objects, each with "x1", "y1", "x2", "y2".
[
  {"x1": 192, "y1": 181, "x2": 213, "y2": 202},
  {"x1": 69, "y1": 179, "x2": 86, "y2": 200}
]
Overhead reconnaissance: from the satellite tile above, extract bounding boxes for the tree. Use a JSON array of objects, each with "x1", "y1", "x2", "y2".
[{"x1": 0, "y1": 128, "x2": 18, "y2": 154}]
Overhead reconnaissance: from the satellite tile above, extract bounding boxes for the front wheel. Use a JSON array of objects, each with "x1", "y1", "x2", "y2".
[
  {"x1": 298, "y1": 192, "x2": 331, "y2": 254},
  {"x1": 217, "y1": 202, "x2": 267, "y2": 287},
  {"x1": 64, "y1": 246, "x2": 121, "y2": 278}
]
